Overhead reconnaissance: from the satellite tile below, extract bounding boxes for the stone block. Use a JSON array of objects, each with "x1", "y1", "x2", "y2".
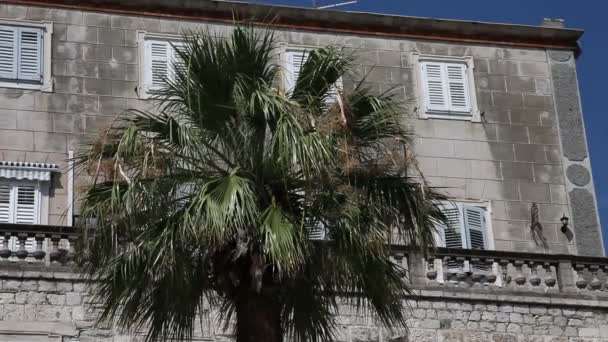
[
  {"x1": 34, "y1": 132, "x2": 67, "y2": 153},
  {"x1": 509, "y1": 109, "x2": 544, "y2": 126},
  {"x1": 0, "y1": 4, "x2": 27, "y2": 19},
  {"x1": 54, "y1": 75, "x2": 84, "y2": 94},
  {"x1": 488, "y1": 60, "x2": 519, "y2": 75},
  {"x1": 519, "y1": 182, "x2": 551, "y2": 202},
  {"x1": 480, "y1": 107, "x2": 509, "y2": 124},
  {"x1": 501, "y1": 162, "x2": 533, "y2": 181},
  {"x1": 67, "y1": 95, "x2": 99, "y2": 114},
  {"x1": 535, "y1": 78, "x2": 552, "y2": 95},
  {"x1": 505, "y1": 76, "x2": 535, "y2": 93},
  {"x1": 519, "y1": 61, "x2": 550, "y2": 77},
  {"x1": 84, "y1": 12, "x2": 111, "y2": 27},
  {"x1": 524, "y1": 94, "x2": 553, "y2": 110},
  {"x1": 54, "y1": 23, "x2": 67, "y2": 41},
  {"x1": 503, "y1": 48, "x2": 547, "y2": 62},
  {"x1": 492, "y1": 92, "x2": 524, "y2": 108},
  {"x1": 466, "y1": 179, "x2": 520, "y2": 200},
  {"x1": 53, "y1": 113, "x2": 82, "y2": 133},
  {"x1": 98, "y1": 62, "x2": 124, "y2": 80},
  {"x1": 83, "y1": 78, "x2": 112, "y2": 96},
  {"x1": 49, "y1": 9, "x2": 83, "y2": 25},
  {"x1": 415, "y1": 138, "x2": 454, "y2": 158},
  {"x1": 477, "y1": 91, "x2": 493, "y2": 107},
  {"x1": 61, "y1": 60, "x2": 99, "y2": 78},
  {"x1": 125, "y1": 64, "x2": 138, "y2": 82},
  {"x1": 47, "y1": 294, "x2": 66, "y2": 305},
  {"x1": 467, "y1": 160, "x2": 502, "y2": 180},
  {"x1": 0, "y1": 129, "x2": 34, "y2": 150},
  {"x1": 35, "y1": 304, "x2": 72, "y2": 321},
  {"x1": 474, "y1": 58, "x2": 489, "y2": 73},
  {"x1": 66, "y1": 25, "x2": 97, "y2": 43},
  {"x1": 528, "y1": 126, "x2": 558, "y2": 145},
  {"x1": 111, "y1": 80, "x2": 138, "y2": 98},
  {"x1": 453, "y1": 141, "x2": 514, "y2": 161},
  {"x1": 376, "y1": 50, "x2": 401, "y2": 67},
  {"x1": 436, "y1": 158, "x2": 467, "y2": 178},
  {"x1": 0, "y1": 89, "x2": 36, "y2": 110},
  {"x1": 478, "y1": 74, "x2": 506, "y2": 91},
  {"x1": 83, "y1": 44, "x2": 113, "y2": 61},
  {"x1": 538, "y1": 203, "x2": 569, "y2": 223},
  {"x1": 0, "y1": 293, "x2": 15, "y2": 303},
  {"x1": 496, "y1": 125, "x2": 528, "y2": 143},
  {"x1": 34, "y1": 93, "x2": 68, "y2": 113},
  {"x1": 550, "y1": 184, "x2": 568, "y2": 204},
  {"x1": 27, "y1": 291, "x2": 46, "y2": 304},
  {"x1": 0, "y1": 108, "x2": 17, "y2": 129},
  {"x1": 4, "y1": 304, "x2": 24, "y2": 320},
  {"x1": 98, "y1": 27, "x2": 125, "y2": 45},
  {"x1": 16, "y1": 110, "x2": 53, "y2": 131},
  {"x1": 53, "y1": 41, "x2": 82, "y2": 59},
  {"x1": 112, "y1": 46, "x2": 138, "y2": 64},
  {"x1": 534, "y1": 164, "x2": 564, "y2": 184},
  {"x1": 514, "y1": 144, "x2": 546, "y2": 162}
]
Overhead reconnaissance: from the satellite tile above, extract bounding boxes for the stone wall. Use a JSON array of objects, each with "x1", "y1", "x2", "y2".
[
  {"x1": 1, "y1": 270, "x2": 608, "y2": 342},
  {"x1": 0, "y1": 2, "x2": 594, "y2": 255}
]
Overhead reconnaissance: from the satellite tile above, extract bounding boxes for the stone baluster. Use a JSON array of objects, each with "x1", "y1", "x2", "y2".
[
  {"x1": 528, "y1": 261, "x2": 541, "y2": 286},
  {"x1": 49, "y1": 235, "x2": 62, "y2": 265},
  {"x1": 442, "y1": 256, "x2": 456, "y2": 283},
  {"x1": 0, "y1": 234, "x2": 11, "y2": 259},
  {"x1": 426, "y1": 255, "x2": 437, "y2": 281},
  {"x1": 498, "y1": 259, "x2": 511, "y2": 285},
  {"x1": 589, "y1": 264, "x2": 602, "y2": 290},
  {"x1": 455, "y1": 256, "x2": 468, "y2": 283},
  {"x1": 513, "y1": 260, "x2": 526, "y2": 285},
  {"x1": 485, "y1": 258, "x2": 497, "y2": 284},
  {"x1": 574, "y1": 263, "x2": 588, "y2": 289},
  {"x1": 15, "y1": 233, "x2": 28, "y2": 260},
  {"x1": 65, "y1": 235, "x2": 77, "y2": 266},
  {"x1": 32, "y1": 234, "x2": 46, "y2": 261},
  {"x1": 543, "y1": 262, "x2": 557, "y2": 287},
  {"x1": 470, "y1": 257, "x2": 484, "y2": 284}
]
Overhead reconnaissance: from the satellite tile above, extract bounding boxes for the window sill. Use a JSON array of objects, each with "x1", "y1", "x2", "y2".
[
  {"x1": 0, "y1": 80, "x2": 53, "y2": 92},
  {"x1": 419, "y1": 110, "x2": 481, "y2": 123}
]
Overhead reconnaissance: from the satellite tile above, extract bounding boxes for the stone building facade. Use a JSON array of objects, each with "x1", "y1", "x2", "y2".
[{"x1": 0, "y1": 0, "x2": 604, "y2": 341}]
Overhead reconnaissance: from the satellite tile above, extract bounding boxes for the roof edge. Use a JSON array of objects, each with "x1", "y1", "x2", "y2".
[{"x1": 6, "y1": 0, "x2": 584, "y2": 52}]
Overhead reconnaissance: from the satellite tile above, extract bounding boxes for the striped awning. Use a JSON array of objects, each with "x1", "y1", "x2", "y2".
[{"x1": 0, "y1": 161, "x2": 60, "y2": 181}]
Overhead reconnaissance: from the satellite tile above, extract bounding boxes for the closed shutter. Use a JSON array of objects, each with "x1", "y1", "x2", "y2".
[
  {"x1": 145, "y1": 40, "x2": 170, "y2": 91},
  {"x1": 17, "y1": 27, "x2": 42, "y2": 81},
  {"x1": 15, "y1": 184, "x2": 37, "y2": 224},
  {"x1": 421, "y1": 62, "x2": 449, "y2": 112},
  {"x1": 0, "y1": 183, "x2": 11, "y2": 223},
  {"x1": 437, "y1": 204, "x2": 464, "y2": 248},
  {"x1": 0, "y1": 26, "x2": 17, "y2": 79},
  {"x1": 286, "y1": 49, "x2": 308, "y2": 92},
  {"x1": 463, "y1": 205, "x2": 486, "y2": 250},
  {"x1": 445, "y1": 64, "x2": 470, "y2": 113},
  {"x1": 308, "y1": 223, "x2": 327, "y2": 240},
  {"x1": 170, "y1": 41, "x2": 186, "y2": 79}
]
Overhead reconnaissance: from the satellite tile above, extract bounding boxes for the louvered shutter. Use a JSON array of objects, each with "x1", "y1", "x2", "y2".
[
  {"x1": 145, "y1": 40, "x2": 170, "y2": 92},
  {"x1": 17, "y1": 27, "x2": 42, "y2": 81},
  {"x1": 463, "y1": 205, "x2": 486, "y2": 250},
  {"x1": 0, "y1": 26, "x2": 17, "y2": 79},
  {"x1": 445, "y1": 64, "x2": 470, "y2": 113},
  {"x1": 170, "y1": 41, "x2": 186, "y2": 79},
  {"x1": 308, "y1": 222, "x2": 327, "y2": 240},
  {"x1": 286, "y1": 49, "x2": 308, "y2": 92},
  {"x1": 421, "y1": 62, "x2": 449, "y2": 112},
  {"x1": 0, "y1": 183, "x2": 11, "y2": 223},
  {"x1": 437, "y1": 204, "x2": 464, "y2": 248},
  {"x1": 15, "y1": 184, "x2": 37, "y2": 224}
]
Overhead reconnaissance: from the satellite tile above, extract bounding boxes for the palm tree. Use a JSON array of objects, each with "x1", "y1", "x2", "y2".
[{"x1": 75, "y1": 26, "x2": 446, "y2": 342}]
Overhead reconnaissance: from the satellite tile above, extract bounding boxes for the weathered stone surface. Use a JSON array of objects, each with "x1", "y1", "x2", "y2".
[
  {"x1": 570, "y1": 189, "x2": 603, "y2": 256},
  {"x1": 566, "y1": 164, "x2": 591, "y2": 186}
]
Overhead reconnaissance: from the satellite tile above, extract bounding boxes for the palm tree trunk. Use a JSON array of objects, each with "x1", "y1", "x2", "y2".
[{"x1": 236, "y1": 289, "x2": 282, "y2": 342}]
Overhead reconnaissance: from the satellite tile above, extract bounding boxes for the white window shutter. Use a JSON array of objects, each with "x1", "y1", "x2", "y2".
[
  {"x1": 0, "y1": 183, "x2": 11, "y2": 223},
  {"x1": 17, "y1": 27, "x2": 42, "y2": 82},
  {"x1": 437, "y1": 204, "x2": 464, "y2": 248},
  {"x1": 170, "y1": 41, "x2": 186, "y2": 79},
  {"x1": 286, "y1": 49, "x2": 308, "y2": 92},
  {"x1": 421, "y1": 62, "x2": 449, "y2": 112},
  {"x1": 145, "y1": 40, "x2": 170, "y2": 92},
  {"x1": 15, "y1": 184, "x2": 37, "y2": 224},
  {"x1": 445, "y1": 64, "x2": 471, "y2": 112},
  {"x1": 463, "y1": 205, "x2": 486, "y2": 250},
  {"x1": 0, "y1": 26, "x2": 17, "y2": 79}
]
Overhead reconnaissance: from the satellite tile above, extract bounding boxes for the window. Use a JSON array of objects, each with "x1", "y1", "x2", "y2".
[
  {"x1": 435, "y1": 201, "x2": 489, "y2": 250},
  {"x1": 138, "y1": 33, "x2": 185, "y2": 97},
  {"x1": 284, "y1": 47, "x2": 341, "y2": 101},
  {"x1": 0, "y1": 20, "x2": 52, "y2": 91},
  {"x1": 0, "y1": 181, "x2": 40, "y2": 225},
  {"x1": 414, "y1": 54, "x2": 479, "y2": 121}
]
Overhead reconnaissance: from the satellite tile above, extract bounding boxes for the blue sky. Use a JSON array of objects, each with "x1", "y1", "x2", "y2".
[{"x1": 254, "y1": 0, "x2": 608, "y2": 248}]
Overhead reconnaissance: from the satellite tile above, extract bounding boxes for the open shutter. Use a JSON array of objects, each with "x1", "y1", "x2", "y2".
[
  {"x1": 437, "y1": 204, "x2": 464, "y2": 248},
  {"x1": 170, "y1": 41, "x2": 186, "y2": 80},
  {"x1": 286, "y1": 49, "x2": 308, "y2": 92},
  {"x1": 0, "y1": 183, "x2": 11, "y2": 223},
  {"x1": 421, "y1": 62, "x2": 449, "y2": 112},
  {"x1": 0, "y1": 26, "x2": 17, "y2": 79},
  {"x1": 464, "y1": 205, "x2": 486, "y2": 250},
  {"x1": 445, "y1": 63, "x2": 470, "y2": 113},
  {"x1": 145, "y1": 40, "x2": 170, "y2": 92},
  {"x1": 15, "y1": 184, "x2": 37, "y2": 224},
  {"x1": 17, "y1": 27, "x2": 42, "y2": 82}
]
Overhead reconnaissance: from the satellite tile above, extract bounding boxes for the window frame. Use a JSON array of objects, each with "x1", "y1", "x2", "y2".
[
  {"x1": 137, "y1": 31, "x2": 185, "y2": 99},
  {"x1": 434, "y1": 200, "x2": 494, "y2": 250},
  {"x1": 0, "y1": 179, "x2": 49, "y2": 225},
  {"x1": 412, "y1": 53, "x2": 480, "y2": 122},
  {"x1": 0, "y1": 19, "x2": 53, "y2": 92}
]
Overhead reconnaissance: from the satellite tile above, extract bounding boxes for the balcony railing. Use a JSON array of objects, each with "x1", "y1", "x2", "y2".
[{"x1": 2, "y1": 223, "x2": 608, "y2": 296}]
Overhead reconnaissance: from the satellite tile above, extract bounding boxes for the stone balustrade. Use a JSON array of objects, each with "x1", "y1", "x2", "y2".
[{"x1": 0, "y1": 223, "x2": 79, "y2": 267}]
